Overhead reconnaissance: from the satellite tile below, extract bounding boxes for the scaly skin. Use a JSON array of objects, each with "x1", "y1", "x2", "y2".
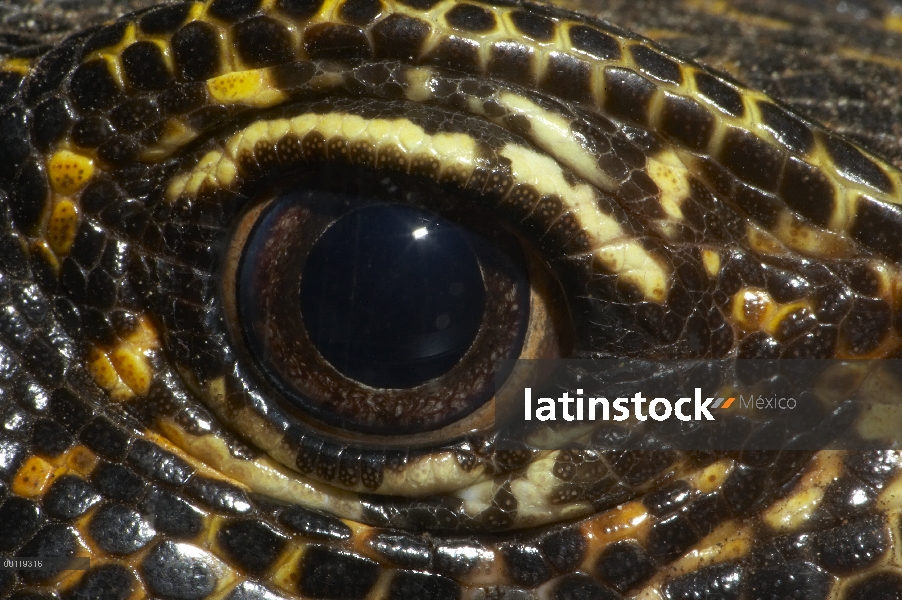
[{"x1": 0, "y1": 1, "x2": 901, "y2": 599}]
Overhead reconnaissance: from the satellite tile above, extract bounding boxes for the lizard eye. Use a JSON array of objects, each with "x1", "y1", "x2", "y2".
[{"x1": 230, "y1": 169, "x2": 541, "y2": 435}]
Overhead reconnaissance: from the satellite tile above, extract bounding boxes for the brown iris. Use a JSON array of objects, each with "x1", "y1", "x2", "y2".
[{"x1": 233, "y1": 172, "x2": 533, "y2": 435}]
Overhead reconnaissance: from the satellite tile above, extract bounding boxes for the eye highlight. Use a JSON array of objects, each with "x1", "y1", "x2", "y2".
[
  {"x1": 233, "y1": 173, "x2": 534, "y2": 435},
  {"x1": 299, "y1": 203, "x2": 488, "y2": 389}
]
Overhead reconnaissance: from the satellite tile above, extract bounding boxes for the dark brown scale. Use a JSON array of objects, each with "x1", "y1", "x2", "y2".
[
  {"x1": 127, "y1": 439, "x2": 194, "y2": 486},
  {"x1": 0, "y1": 107, "x2": 30, "y2": 183},
  {"x1": 142, "y1": 488, "x2": 205, "y2": 538},
  {"x1": 44, "y1": 475, "x2": 101, "y2": 520},
  {"x1": 294, "y1": 436, "x2": 320, "y2": 475},
  {"x1": 72, "y1": 115, "x2": 116, "y2": 148},
  {"x1": 377, "y1": 143, "x2": 407, "y2": 171},
  {"x1": 480, "y1": 158, "x2": 514, "y2": 199},
  {"x1": 218, "y1": 519, "x2": 287, "y2": 574},
  {"x1": 660, "y1": 93, "x2": 715, "y2": 152},
  {"x1": 372, "y1": 14, "x2": 430, "y2": 60},
  {"x1": 617, "y1": 170, "x2": 664, "y2": 218},
  {"x1": 69, "y1": 59, "x2": 121, "y2": 112},
  {"x1": 444, "y1": 3, "x2": 496, "y2": 32},
  {"x1": 409, "y1": 155, "x2": 440, "y2": 178},
  {"x1": 425, "y1": 36, "x2": 481, "y2": 72},
  {"x1": 314, "y1": 443, "x2": 342, "y2": 482},
  {"x1": 779, "y1": 156, "x2": 836, "y2": 226},
  {"x1": 605, "y1": 448, "x2": 675, "y2": 486},
  {"x1": 337, "y1": 450, "x2": 361, "y2": 486},
  {"x1": 31, "y1": 97, "x2": 71, "y2": 152},
  {"x1": 10, "y1": 159, "x2": 48, "y2": 233},
  {"x1": 842, "y1": 298, "x2": 892, "y2": 355},
  {"x1": 92, "y1": 462, "x2": 148, "y2": 502},
  {"x1": 366, "y1": 531, "x2": 431, "y2": 569},
  {"x1": 629, "y1": 45, "x2": 681, "y2": 85},
  {"x1": 552, "y1": 574, "x2": 620, "y2": 600},
  {"x1": 347, "y1": 138, "x2": 375, "y2": 165},
  {"x1": 276, "y1": 503, "x2": 352, "y2": 540},
  {"x1": 111, "y1": 97, "x2": 160, "y2": 134},
  {"x1": 780, "y1": 325, "x2": 838, "y2": 359},
  {"x1": 18, "y1": 525, "x2": 78, "y2": 583},
  {"x1": 545, "y1": 211, "x2": 584, "y2": 252},
  {"x1": 825, "y1": 136, "x2": 893, "y2": 193},
  {"x1": 501, "y1": 543, "x2": 553, "y2": 586},
  {"x1": 88, "y1": 502, "x2": 155, "y2": 555},
  {"x1": 82, "y1": 22, "x2": 129, "y2": 55},
  {"x1": 233, "y1": 16, "x2": 295, "y2": 68},
  {"x1": 185, "y1": 476, "x2": 253, "y2": 514},
  {"x1": 526, "y1": 195, "x2": 565, "y2": 242},
  {"x1": 535, "y1": 530, "x2": 584, "y2": 574},
  {"x1": 340, "y1": 0, "x2": 383, "y2": 25},
  {"x1": 693, "y1": 71, "x2": 744, "y2": 117},
  {"x1": 253, "y1": 140, "x2": 279, "y2": 168},
  {"x1": 541, "y1": 53, "x2": 593, "y2": 103},
  {"x1": 491, "y1": 482, "x2": 518, "y2": 517},
  {"x1": 844, "y1": 263, "x2": 881, "y2": 296},
  {"x1": 272, "y1": 61, "x2": 317, "y2": 89},
  {"x1": 846, "y1": 572, "x2": 902, "y2": 600},
  {"x1": 388, "y1": 571, "x2": 461, "y2": 600},
  {"x1": 488, "y1": 41, "x2": 535, "y2": 86},
  {"x1": 569, "y1": 25, "x2": 621, "y2": 60},
  {"x1": 304, "y1": 22, "x2": 371, "y2": 59},
  {"x1": 721, "y1": 464, "x2": 767, "y2": 513},
  {"x1": 68, "y1": 564, "x2": 137, "y2": 599},
  {"x1": 813, "y1": 283, "x2": 852, "y2": 324},
  {"x1": 299, "y1": 546, "x2": 381, "y2": 598},
  {"x1": 0, "y1": 71, "x2": 24, "y2": 105},
  {"x1": 139, "y1": 3, "x2": 192, "y2": 34},
  {"x1": 32, "y1": 419, "x2": 73, "y2": 457},
  {"x1": 763, "y1": 267, "x2": 810, "y2": 303},
  {"x1": 141, "y1": 540, "x2": 219, "y2": 598},
  {"x1": 595, "y1": 540, "x2": 656, "y2": 593},
  {"x1": 503, "y1": 113, "x2": 531, "y2": 137},
  {"x1": 510, "y1": 9, "x2": 555, "y2": 41},
  {"x1": 642, "y1": 480, "x2": 691, "y2": 516},
  {"x1": 819, "y1": 477, "x2": 875, "y2": 521},
  {"x1": 499, "y1": 183, "x2": 541, "y2": 222},
  {"x1": 733, "y1": 184, "x2": 781, "y2": 228},
  {"x1": 172, "y1": 21, "x2": 222, "y2": 81},
  {"x1": 0, "y1": 497, "x2": 41, "y2": 553},
  {"x1": 665, "y1": 563, "x2": 744, "y2": 600},
  {"x1": 98, "y1": 134, "x2": 141, "y2": 166},
  {"x1": 814, "y1": 516, "x2": 889, "y2": 574},
  {"x1": 720, "y1": 128, "x2": 786, "y2": 192},
  {"x1": 851, "y1": 195, "x2": 902, "y2": 263},
  {"x1": 122, "y1": 41, "x2": 173, "y2": 90},
  {"x1": 186, "y1": 104, "x2": 230, "y2": 130},
  {"x1": 684, "y1": 492, "x2": 730, "y2": 536},
  {"x1": 276, "y1": 0, "x2": 325, "y2": 18},
  {"x1": 603, "y1": 67, "x2": 655, "y2": 126},
  {"x1": 757, "y1": 100, "x2": 815, "y2": 155},
  {"x1": 209, "y1": 0, "x2": 262, "y2": 21},
  {"x1": 774, "y1": 306, "x2": 817, "y2": 342}
]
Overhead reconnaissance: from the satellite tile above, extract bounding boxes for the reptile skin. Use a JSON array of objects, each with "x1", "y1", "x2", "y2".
[{"x1": 0, "y1": 0, "x2": 901, "y2": 599}]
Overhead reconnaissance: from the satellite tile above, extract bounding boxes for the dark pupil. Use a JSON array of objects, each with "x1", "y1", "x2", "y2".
[{"x1": 300, "y1": 205, "x2": 486, "y2": 388}]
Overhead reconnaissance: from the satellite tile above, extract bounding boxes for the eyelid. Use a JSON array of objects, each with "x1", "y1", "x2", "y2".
[
  {"x1": 212, "y1": 157, "x2": 573, "y2": 494},
  {"x1": 168, "y1": 101, "x2": 671, "y2": 303}
]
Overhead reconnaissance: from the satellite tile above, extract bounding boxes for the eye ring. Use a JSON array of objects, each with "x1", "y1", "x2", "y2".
[{"x1": 221, "y1": 164, "x2": 572, "y2": 439}]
